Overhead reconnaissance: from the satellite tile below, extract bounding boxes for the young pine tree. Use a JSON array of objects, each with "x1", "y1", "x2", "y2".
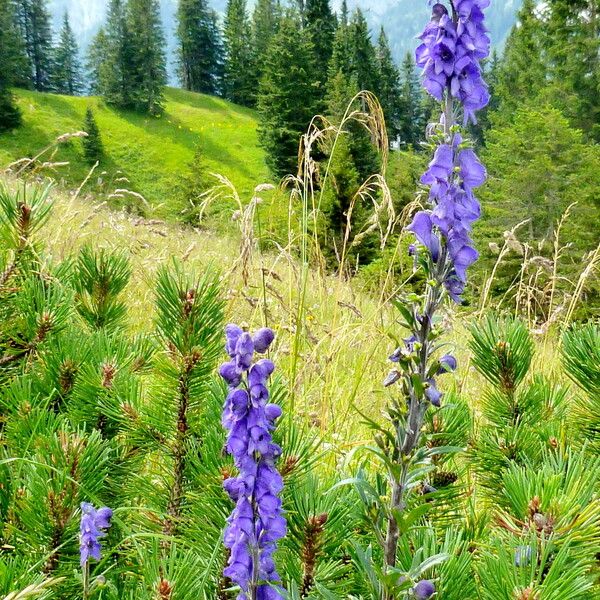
[
  {"x1": 14, "y1": 0, "x2": 54, "y2": 92},
  {"x1": 82, "y1": 107, "x2": 104, "y2": 164},
  {"x1": 180, "y1": 144, "x2": 212, "y2": 224},
  {"x1": 127, "y1": 0, "x2": 167, "y2": 115},
  {"x1": 0, "y1": 0, "x2": 26, "y2": 130},
  {"x1": 176, "y1": 0, "x2": 223, "y2": 95},
  {"x1": 257, "y1": 11, "x2": 321, "y2": 177},
  {"x1": 52, "y1": 12, "x2": 83, "y2": 96},
  {"x1": 251, "y1": 0, "x2": 280, "y2": 81},
  {"x1": 375, "y1": 27, "x2": 401, "y2": 144},
  {"x1": 223, "y1": 0, "x2": 256, "y2": 106}
]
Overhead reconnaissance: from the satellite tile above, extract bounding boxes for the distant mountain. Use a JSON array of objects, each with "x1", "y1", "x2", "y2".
[{"x1": 48, "y1": 0, "x2": 522, "y2": 82}]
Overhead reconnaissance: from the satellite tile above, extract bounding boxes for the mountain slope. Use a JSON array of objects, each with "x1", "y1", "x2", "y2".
[{"x1": 0, "y1": 87, "x2": 270, "y2": 218}]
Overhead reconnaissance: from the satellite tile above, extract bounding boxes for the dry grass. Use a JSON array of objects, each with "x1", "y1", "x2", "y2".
[{"x1": 9, "y1": 175, "x2": 560, "y2": 448}]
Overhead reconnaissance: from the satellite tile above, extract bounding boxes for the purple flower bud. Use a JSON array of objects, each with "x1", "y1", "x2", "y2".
[
  {"x1": 437, "y1": 354, "x2": 457, "y2": 374},
  {"x1": 425, "y1": 379, "x2": 443, "y2": 407},
  {"x1": 253, "y1": 328, "x2": 275, "y2": 353},
  {"x1": 413, "y1": 579, "x2": 435, "y2": 599},
  {"x1": 384, "y1": 370, "x2": 401, "y2": 387},
  {"x1": 219, "y1": 361, "x2": 242, "y2": 387},
  {"x1": 235, "y1": 333, "x2": 255, "y2": 370},
  {"x1": 225, "y1": 324, "x2": 244, "y2": 357}
]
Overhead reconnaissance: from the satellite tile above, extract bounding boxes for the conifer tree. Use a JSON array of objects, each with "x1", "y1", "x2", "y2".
[
  {"x1": 88, "y1": 0, "x2": 136, "y2": 108},
  {"x1": 257, "y1": 11, "x2": 321, "y2": 177},
  {"x1": 176, "y1": 0, "x2": 223, "y2": 95},
  {"x1": 375, "y1": 27, "x2": 401, "y2": 144},
  {"x1": 348, "y1": 8, "x2": 380, "y2": 94},
  {"x1": 52, "y1": 13, "x2": 83, "y2": 96},
  {"x1": 180, "y1": 144, "x2": 212, "y2": 224},
  {"x1": 14, "y1": 0, "x2": 54, "y2": 91},
  {"x1": 495, "y1": 0, "x2": 546, "y2": 118},
  {"x1": 82, "y1": 107, "x2": 104, "y2": 164},
  {"x1": 397, "y1": 52, "x2": 424, "y2": 147},
  {"x1": 127, "y1": 0, "x2": 167, "y2": 114},
  {"x1": 251, "y1": 0, "x2": 280, "y2": 81},
  {"x1": 305, "y1": 0, "x2": 336, "y2": 92},
  {"x1": 0, "y1": 0, "x2": 25, "y2": 130},
  {"x1": 223, "y1": 0, "x2": 256, "y2": 106},
  {"x1": 543, "y1": 0, "x2": 600, "y2": 135}
]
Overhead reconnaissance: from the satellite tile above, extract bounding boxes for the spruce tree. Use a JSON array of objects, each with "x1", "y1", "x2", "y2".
[
  {"x1": 0, "y1": 0, "x2": 25, "y2": 130},
  {"x1": 257, "y1": 11, "x2": 321, "y2": 177},
  {"x1": 397, "y1": 52, "x2": 424, "y2": 147},
  {"x1": 176, "y1": 0, "x2": 223, "y2": 95},
  {"x1": 82, "y1": 107, "x2": 104, "y2": 164},
  {"x1": 544, "y1": 0, "x2": 600, "y2": 135},
  {"x1": 14, "y1": 0, "x2": 54, "y2": 91},
  {"x1": 127, "y1": 0, "x2": 167, "y2": 114},
  {"x1": 89, "y1": 0, "x2": 136, "y2": 108},
  {"x1": 348, "y1": 8, "x2": 380, "y2": 94},
  {"x1": 52, "y1": 12, "x2": 83, "y2": 96},
  {"x1": 495, "y1": 0, "x2": 546, "y2": 118},
  {"x1": 251, "y1": 0, "x2": 279, "y2": 81},
  {"x1": 328, "y1": 4, "x2": 353, "y2": 78},
  {"x1": 375, "y1": 27, "x2": 401, "y2": 144},
  {"x1": 223, "y1": 0, "x2": 256, "y2": 106},
  {"x1": 305, "y1": 0, "x2": 336, "y2": 91},
  {"x1": 86, "y1": 28, "x2": 108, "y2": 95}
]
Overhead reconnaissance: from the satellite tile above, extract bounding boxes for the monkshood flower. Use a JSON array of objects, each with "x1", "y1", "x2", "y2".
[
  {"x1": 220, "y1": 325, "x2": 285, "y2": 600},
  {"x1": 79, "y1": 502, "x2": 112, "y2": 566},
  {"x1": 416, "y1": 0, "x2": 490, "y2": 123},
  {"x1": 408, "y1": 131, "x2": 486, "y2": 302}
]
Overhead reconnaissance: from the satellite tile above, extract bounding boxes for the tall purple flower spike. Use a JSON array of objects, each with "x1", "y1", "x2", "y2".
[
  {"x1": 220, "y1": 324, "x2": 285, "y2": 599},
  {"x1": 410, "y1": 0, "x2": 489, "y2": 304},
  {"x1": 79, "y1": 502, "x2": 112, "y2": 566}
]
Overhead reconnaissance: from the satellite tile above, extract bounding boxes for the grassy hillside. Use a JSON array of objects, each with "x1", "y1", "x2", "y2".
[{"x1": 0, "y1": 87, "x2": 270, "y2": 218}]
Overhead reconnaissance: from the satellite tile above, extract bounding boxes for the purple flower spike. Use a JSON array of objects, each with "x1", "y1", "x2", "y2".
[
  {"x1": 79, "y1": 502, "x2": 112, "y2": 567},
  {"x1": 219, "y1": 325, "x2": 285, "y2": 599},
  {"x1": 413, "y1": 579, "x2": 436, "y2": 599}
]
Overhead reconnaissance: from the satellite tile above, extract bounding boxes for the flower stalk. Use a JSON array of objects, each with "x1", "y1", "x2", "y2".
[{"x1": 379, "y1": 0, "x2": 490, "y2": 591}]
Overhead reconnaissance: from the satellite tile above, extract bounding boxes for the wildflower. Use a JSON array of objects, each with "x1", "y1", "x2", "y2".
[
  {"x1": 417, "y1": 0, "x2": 490, "y2": 123},
  {"x1": 413, "y1": 579, "x2": 436, "y2": 599},
  {"x1": 220, "y1": 324, "x2": 285, "y2": 599},
  {"x1": 79, "y1": 502, "x2": 112, "y2": 566}
]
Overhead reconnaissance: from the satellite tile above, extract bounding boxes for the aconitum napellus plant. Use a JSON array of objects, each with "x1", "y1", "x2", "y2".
[
  {"x1": 377, "y1": 0, "x2": 489, "y2": 591},
  {"x1": 80, "y1": 502, "x2": 112, "y2": 599},
  {"x1": 220, "y1": 325, "x2": 286, "y2": 600}
]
